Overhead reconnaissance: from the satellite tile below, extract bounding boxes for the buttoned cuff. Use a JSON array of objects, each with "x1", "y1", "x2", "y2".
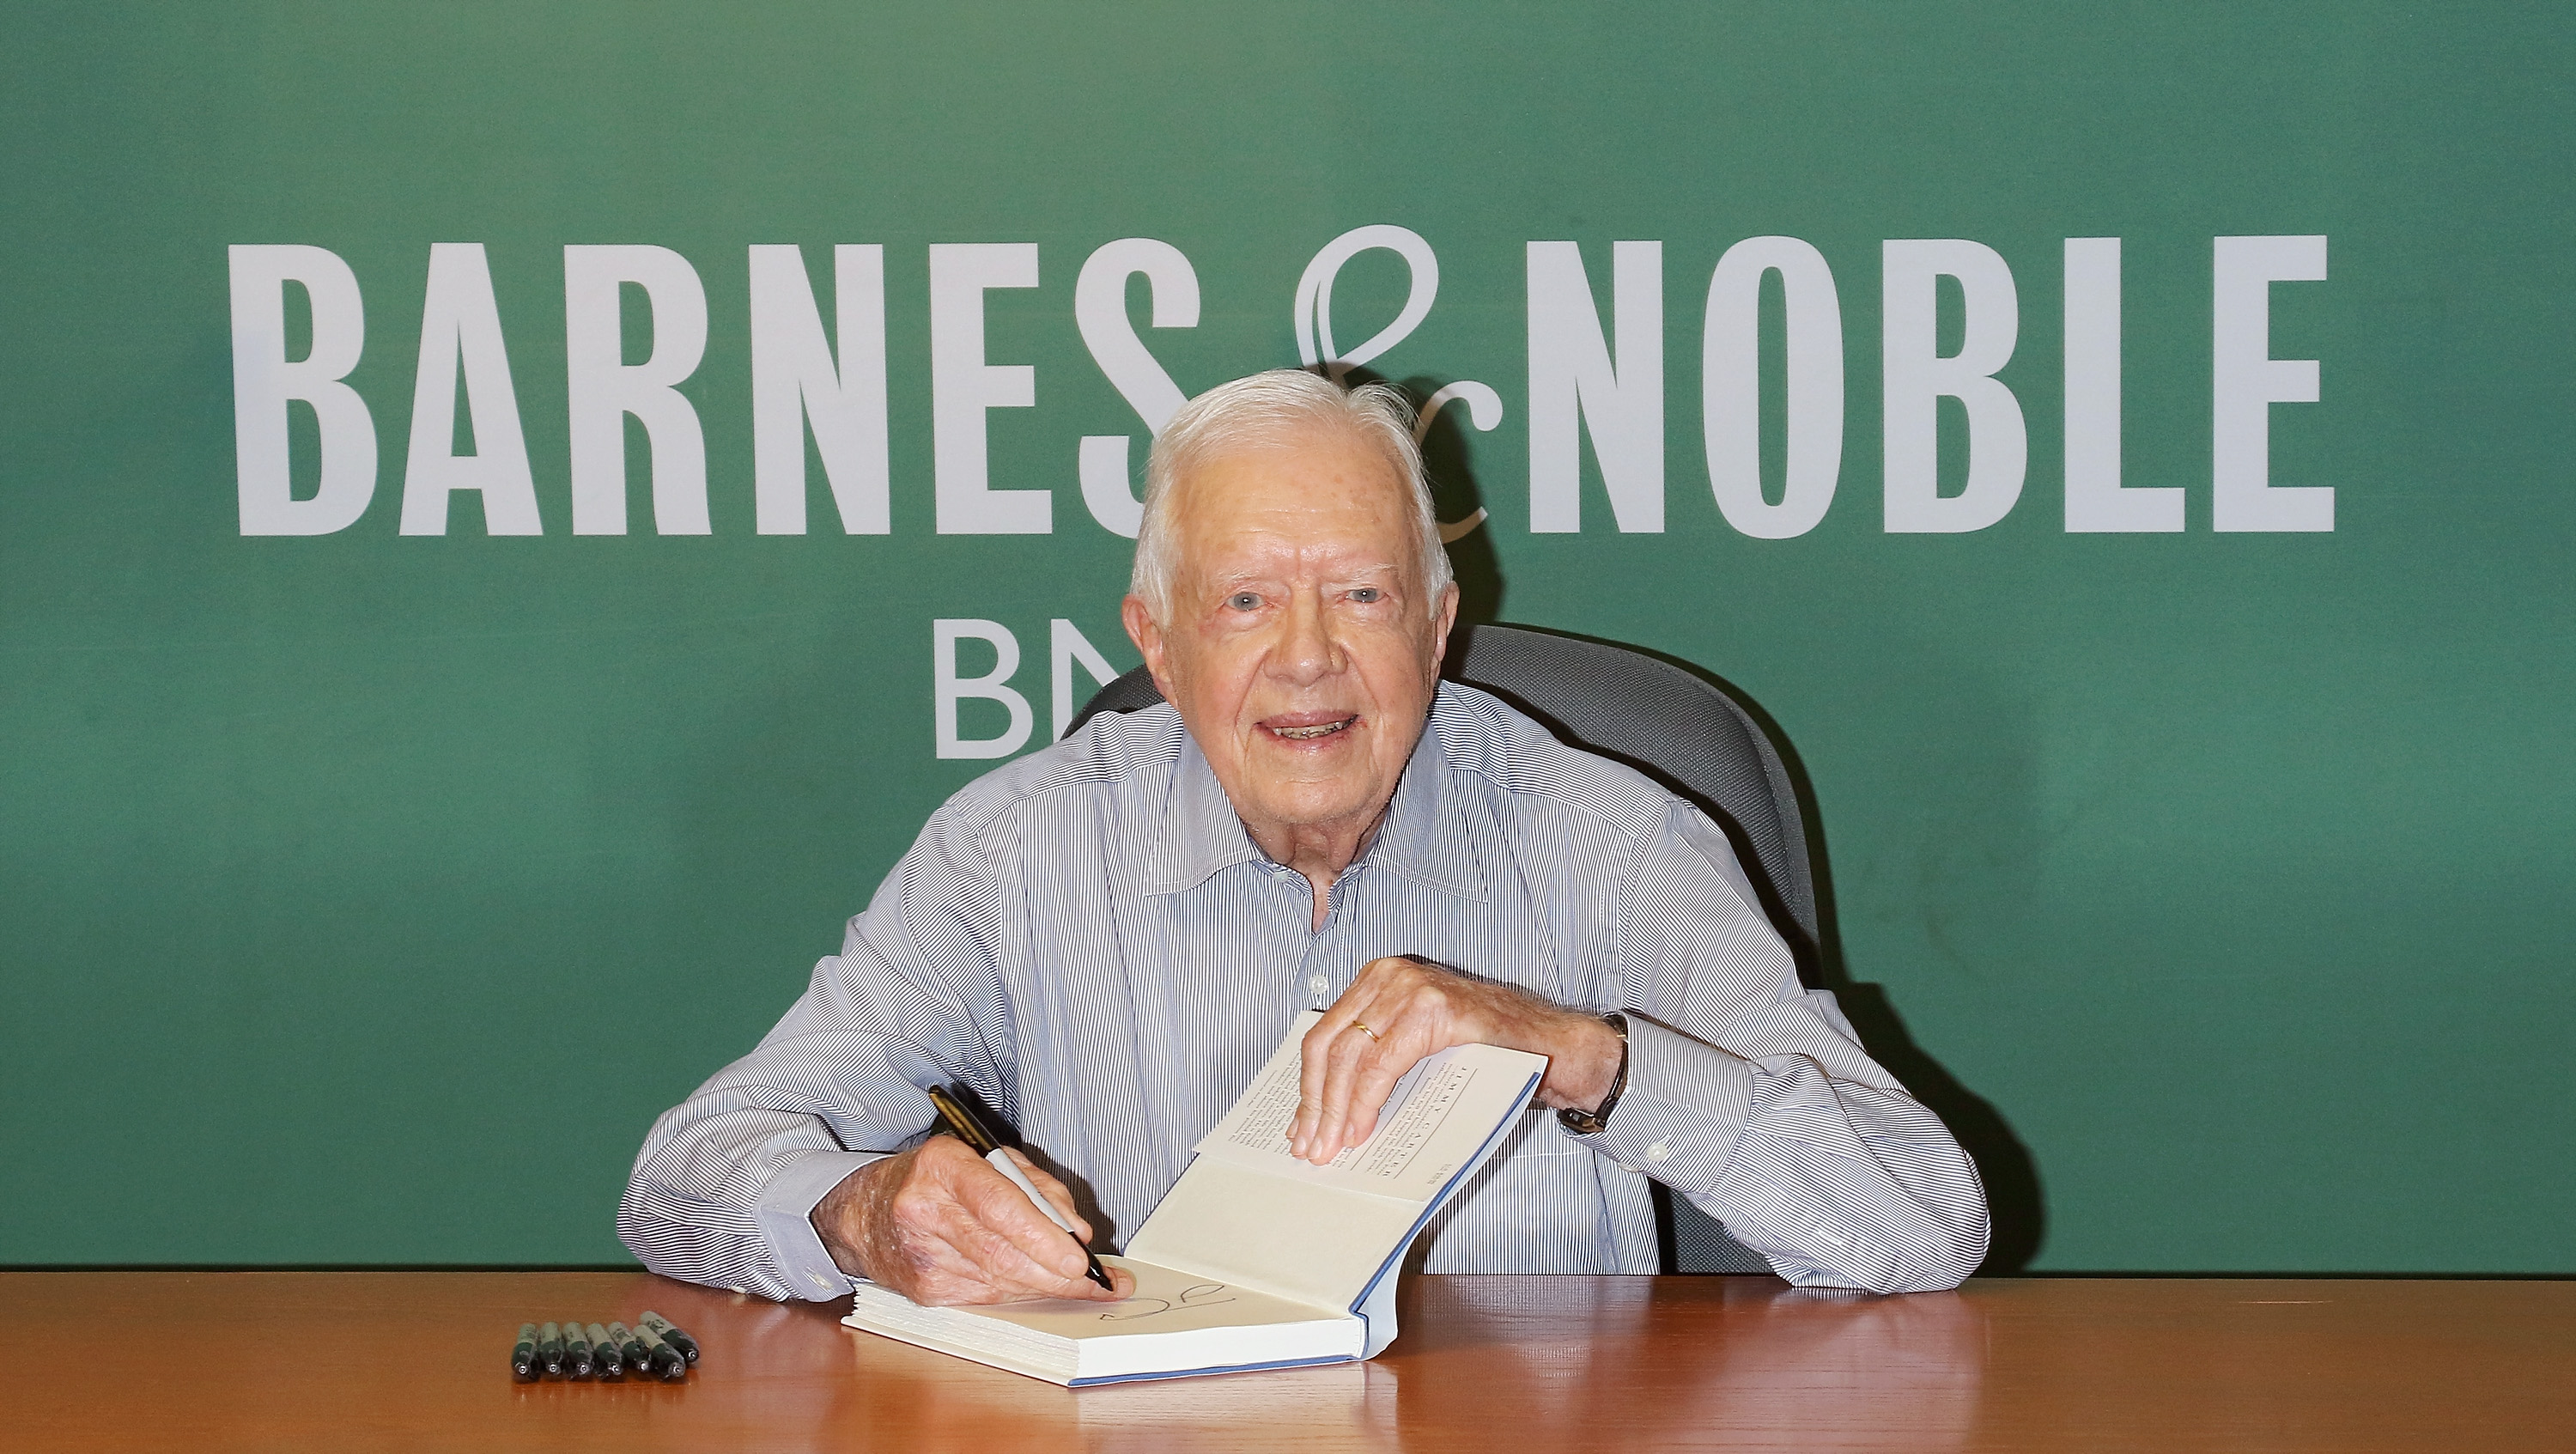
[
  {"x1": 756, "y1": 1150, "x2": 884, "y2": 1301},
  {"x1": 1564, "y1": 1015, "x2": 1753, "y2": 1192}
]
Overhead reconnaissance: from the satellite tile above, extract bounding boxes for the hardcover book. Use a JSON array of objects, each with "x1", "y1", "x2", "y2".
[{"x1": 840, "y1": 1011, "x2": 1547, "y2": 1384}]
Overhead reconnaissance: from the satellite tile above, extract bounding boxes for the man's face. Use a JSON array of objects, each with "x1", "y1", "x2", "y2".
[{"x1": 1123, "y1": 423, "x2": 1458, "y2": 849}]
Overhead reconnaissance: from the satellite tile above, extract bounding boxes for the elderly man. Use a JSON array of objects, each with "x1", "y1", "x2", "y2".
[{"x1": 620, "y1": 369, "x2": 1989, "y2": 1305}]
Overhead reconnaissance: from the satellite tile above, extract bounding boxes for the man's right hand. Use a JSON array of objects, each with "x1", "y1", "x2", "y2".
[{"x1": 809, "y1": 1136, "x2": 1133, "y2": 1305}]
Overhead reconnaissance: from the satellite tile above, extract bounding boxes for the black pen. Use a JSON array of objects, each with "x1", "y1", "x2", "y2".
[
  {"x1": 925, "y1": 1085, "x2": 1115, "y2": 1293},
  {"x1": 634, "y1": 1323, "x2": 689, "y2": 1381},
  {"x1": 635, "y1": 1311, "x2": 699, "y2": 1366},
  {"x1": 562, "y1": 1319, "x2": 594, "y2": 1379},
  {"x1": 586, "y1": 1322, "x2": 623, "y2": 1381},
  {"x1": 537, "y1": 1321, "x2": 567, "y2": 1379},
  {"x1": 606, "y1": 1320, "x2": 651, "y2": 1372},
  {"x1": 511, "y1": 1323, "x2": 540, "y2": 1382}
]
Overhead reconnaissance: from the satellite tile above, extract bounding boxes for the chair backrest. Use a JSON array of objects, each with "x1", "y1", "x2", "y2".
[
  {"x1": 1068, "y1": 624, "x2": 1818, "y2": 953},
  {"x1": 1066, "y1": 623, "x2": 1814, "y2": 1273},
  {"x1": 1448, "y1": 625, "x2": 1817, "y2": 953}
]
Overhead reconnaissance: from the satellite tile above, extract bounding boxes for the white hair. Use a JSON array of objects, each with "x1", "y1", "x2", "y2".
[{"x1": 1129, "y1": 368, "x2": 1454, "y2": 623}]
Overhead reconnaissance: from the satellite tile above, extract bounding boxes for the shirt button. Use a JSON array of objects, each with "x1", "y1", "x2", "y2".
[
  {"x1": 1646, "y1": 1140, "x2": 1674, "y2": 1163},
  {"x1": 1308, "y1": 975, "x2": 1330, "y2": 995}
]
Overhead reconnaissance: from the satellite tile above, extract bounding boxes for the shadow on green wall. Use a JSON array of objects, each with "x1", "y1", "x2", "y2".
[{"x1": 1402, "y1": 369, "x2": 2047, "y2": 1275}]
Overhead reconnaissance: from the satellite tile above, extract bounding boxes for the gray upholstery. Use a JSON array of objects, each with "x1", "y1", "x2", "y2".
[{"x1": 1066, "y1": 623, "x2": 1809, "y2": 1274}]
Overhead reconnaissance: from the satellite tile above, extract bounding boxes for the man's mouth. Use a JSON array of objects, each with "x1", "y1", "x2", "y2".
[{"x1": 1262, "y1": 714, "x2": 1359, "y2": 742}]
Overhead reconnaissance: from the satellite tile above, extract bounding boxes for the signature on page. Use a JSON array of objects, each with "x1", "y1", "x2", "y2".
[{"x1": 1097, "y1": 1281, "x2": 1239, "y2": 1322}]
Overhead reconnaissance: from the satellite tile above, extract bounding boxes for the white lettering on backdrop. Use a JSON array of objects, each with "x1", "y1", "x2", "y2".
[
  {"x1": 1880, "y1": 239, "x2": 2026, "y2": 534},
  {"x1": 225, "y1": 232, "x2": 2334, "y2": 541},
  {"x1": 1701, "y1": 235, "x2": 1843, "y2": 540},
  {"x1": 1527, "y1": 240, "x2": 1664, "y2": 533},
  {"x1": 563, "y1": 244, "x2": 710, "y2": 535},
  {"x1": 929, "y1": 243, "x2": 1048, "y2": 535},
  {"x1": 2212, "y1": 235, "x2": 2332, "y2": 532},
  {"x1": 229, "y1": 244, "x2": 376, "y2": 535},
  {"x1": 1074, "y1": 238, "x2": 1200, "y2": 538},
  {"x1": 401, "y1": 242, "x2": 540, "y2": 535},
  {"x1": 750, "y1": 244, "x2": 890, "y2": 535},
  {"x1": 933, "y1": 617, "x2": 1125, "y2": 758}
]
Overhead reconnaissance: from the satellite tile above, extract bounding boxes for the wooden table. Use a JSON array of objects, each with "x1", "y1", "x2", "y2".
[{"x1": 9, "y1": 1271, "x2": 2570, "y2": 1451}]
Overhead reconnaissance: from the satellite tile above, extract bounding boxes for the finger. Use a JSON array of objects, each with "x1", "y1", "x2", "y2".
[
  {"x1": 954, "y1": 1159, "x2": 1097, "y2": 1284},
  {"x1": 902, "y1": 1142, "x2": 1118, "y2": 1305},
  {"x1": 928, "y1": 1195, "x2": 1092, "y2": 1300},
  {"x1": 903, "y1": 1225, "x2": 1020, "y2": 1305},
  {"x1": 998, "y1": 1147, "x2": 1094, "y2": 1244},
  {"x1": 1054, "y1": 1263, "x2": 1128, "y2": 1302},
  {"x1": 1317, "y1": 1027, "x2": 1407, "y2": 1161},
  {"x1": 884, "y1": 1146, "x2": 1108, "y2": 1305},
  {"x1": 880, "y1": 1189, "x2": 1033, "y2": 1306},
  {"x1": 1309, "y1": 1013, "x2": 1388, "y2": 1163},
  {"x1": 1293, "y1": 1001, "x2": 1359, "y2": 1157},
  {"x1": 1356, "y1": 953, "x2": 1423, "y2": 983},
  {"x1": 988, "y1": 1247, "x2": 1122, "y2": 1303},
  {"x1": 968, "y1": 1226, "x2": 1122, "y2": 1304},
  {"x1": 1293, "y1": 957, "x2": 1421, "y2": 1154},
  {"x1": 1334, "y1": 1048, "x2": 1414, "y2": 1153},
  {"x1": 1301, "y1": 1008, "x2": 1370, "y2": 1160}
]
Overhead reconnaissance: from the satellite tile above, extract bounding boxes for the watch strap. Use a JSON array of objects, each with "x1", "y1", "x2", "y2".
[{"x1": 1557, "y1": 1012, "x2": 1630, "y2": 1135}]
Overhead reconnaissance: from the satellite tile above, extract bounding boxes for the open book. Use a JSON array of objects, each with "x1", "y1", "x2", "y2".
[{"x1": 841, "y1": 1011, "x2": 1547, "y2": 1385}]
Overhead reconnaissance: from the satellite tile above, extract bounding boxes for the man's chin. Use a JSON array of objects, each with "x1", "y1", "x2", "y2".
[{"x1": 1235, "y1": 781, "x2": 1387, "y2": 836}]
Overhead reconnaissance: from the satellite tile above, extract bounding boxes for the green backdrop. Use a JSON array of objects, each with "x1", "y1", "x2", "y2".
[{"x1": 3, "y1": 1, "x2": 2568, "y2": 1274}]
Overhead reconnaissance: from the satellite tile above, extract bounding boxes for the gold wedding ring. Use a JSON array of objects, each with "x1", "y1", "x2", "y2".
[{"x1": 1352, "y1": 1020, "x2": 1382, "y2": 1043}]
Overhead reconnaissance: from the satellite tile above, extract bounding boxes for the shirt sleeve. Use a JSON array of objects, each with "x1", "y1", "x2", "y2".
[
  {"x1": 1563, "y1": 801, "x2": 1991, "y2": 1293},
  {"x1": 616, "y1": 800, "x2": 1018, "y2": 1302}
]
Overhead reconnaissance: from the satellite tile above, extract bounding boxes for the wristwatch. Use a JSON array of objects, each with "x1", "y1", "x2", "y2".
[{"x1": 1556, "y1": 1013, "x2": 1630, "y2": 1135}]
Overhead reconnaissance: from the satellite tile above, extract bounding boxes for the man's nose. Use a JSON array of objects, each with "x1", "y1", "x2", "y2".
[{"x1": 1268, "y1": 590, "x2": 1340, "y2": 685}]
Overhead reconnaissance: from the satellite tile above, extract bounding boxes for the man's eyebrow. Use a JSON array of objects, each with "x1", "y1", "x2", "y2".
[
  {"x1": 1196, "y1": 559, "x2": 1403, "y2": 592},
  {"x1": 1203, "y1": 570, "x2": 1282, "y2": 592}
]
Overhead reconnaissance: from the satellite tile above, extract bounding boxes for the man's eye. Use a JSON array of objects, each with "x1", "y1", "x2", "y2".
[
  {"x1": 1226, "y1": 592, "x2": 1261, "y2": 611},
  {"x1": 1348, "y1": 587, "x2": 1382, "y2": 604}
]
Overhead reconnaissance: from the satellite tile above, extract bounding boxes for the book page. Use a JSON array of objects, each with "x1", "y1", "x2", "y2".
[
  {"x1": 1120, "y1": 1158, "x2": 1428, "y2": 1313},
  {"x1": 945, "y1": 1256, "x2": 1341, "y2": 1341},
  {"x1": 1189, "y1": 1011, "x2": 1547, "y2": 1204},
  {"x1": 1127, "y1": 1015, "x2": 1550, "y2": 1317}
]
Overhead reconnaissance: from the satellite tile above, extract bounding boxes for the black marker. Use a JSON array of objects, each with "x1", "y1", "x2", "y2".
[
  {"x1": 562, "y1": 1319, "x2": 594, "y2": 1379},
  {"x1": 511, "y1": 1323, "x2": 540, "y2": 1382},
  {"x1": 586, "y1": 1322, "x2": 623, "y2": 1381},
  {"x1": 606, "y1": 1321, "x2": 650, "y2": 1372},
  {"x1": 537, "y1": 1321, "x2": 567, "y2": 1378},
  {"x1": 923, "y1": 1086, "x2": 1115, "y2": 1293},
  {"x1": 636, "y1": 1311, "x2": 700, "y2": 1366},
  {"x1": 634, "y1": 1323, "x2": 689, "y2": 1381}
]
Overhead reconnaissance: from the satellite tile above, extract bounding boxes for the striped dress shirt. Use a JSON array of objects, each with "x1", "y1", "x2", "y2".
[{"x1": 619, "y1": 683, "x2": 1990, "y2": 1299}]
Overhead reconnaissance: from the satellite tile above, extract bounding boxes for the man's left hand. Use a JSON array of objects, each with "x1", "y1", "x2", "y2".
[{"x1": 1290, "y1": 955, "x2": 1625, "y2": 1165}]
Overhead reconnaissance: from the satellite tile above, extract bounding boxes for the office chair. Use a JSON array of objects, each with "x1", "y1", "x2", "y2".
[{"x1": 1068, "y1": 623, "x2": 1821, "y2": 1275}]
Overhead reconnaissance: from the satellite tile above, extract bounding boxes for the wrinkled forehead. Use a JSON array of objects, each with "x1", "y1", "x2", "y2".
[{"x1": 1167, "y1": 419, "x2": 1419, "y2": 560}]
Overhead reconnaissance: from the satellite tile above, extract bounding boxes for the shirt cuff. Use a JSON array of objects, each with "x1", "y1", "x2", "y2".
[
  {"x1": 756, "y1": 1150, "x2": 884, "y2": 1301},
  {"x1": 1564, "y1": 1014, "x2": 1754, "y2": 1193}
]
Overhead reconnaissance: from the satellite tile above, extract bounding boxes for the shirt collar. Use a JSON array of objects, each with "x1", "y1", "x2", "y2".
[
  {"x1": 1142, "y1": 729, "x2": 1265, "y2": 895},
  {"x1": 1142, "y1": 686, "x2": 1490, "y2": 902}
]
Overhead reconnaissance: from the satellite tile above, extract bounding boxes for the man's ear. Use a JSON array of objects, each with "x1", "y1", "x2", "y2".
[
  {"x1": 1428, "y1": 581, "x2": 1461, "y2": 669},
  {"x1": 1122, "y1": 595, "x2": 1173, "y2": 701}
]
